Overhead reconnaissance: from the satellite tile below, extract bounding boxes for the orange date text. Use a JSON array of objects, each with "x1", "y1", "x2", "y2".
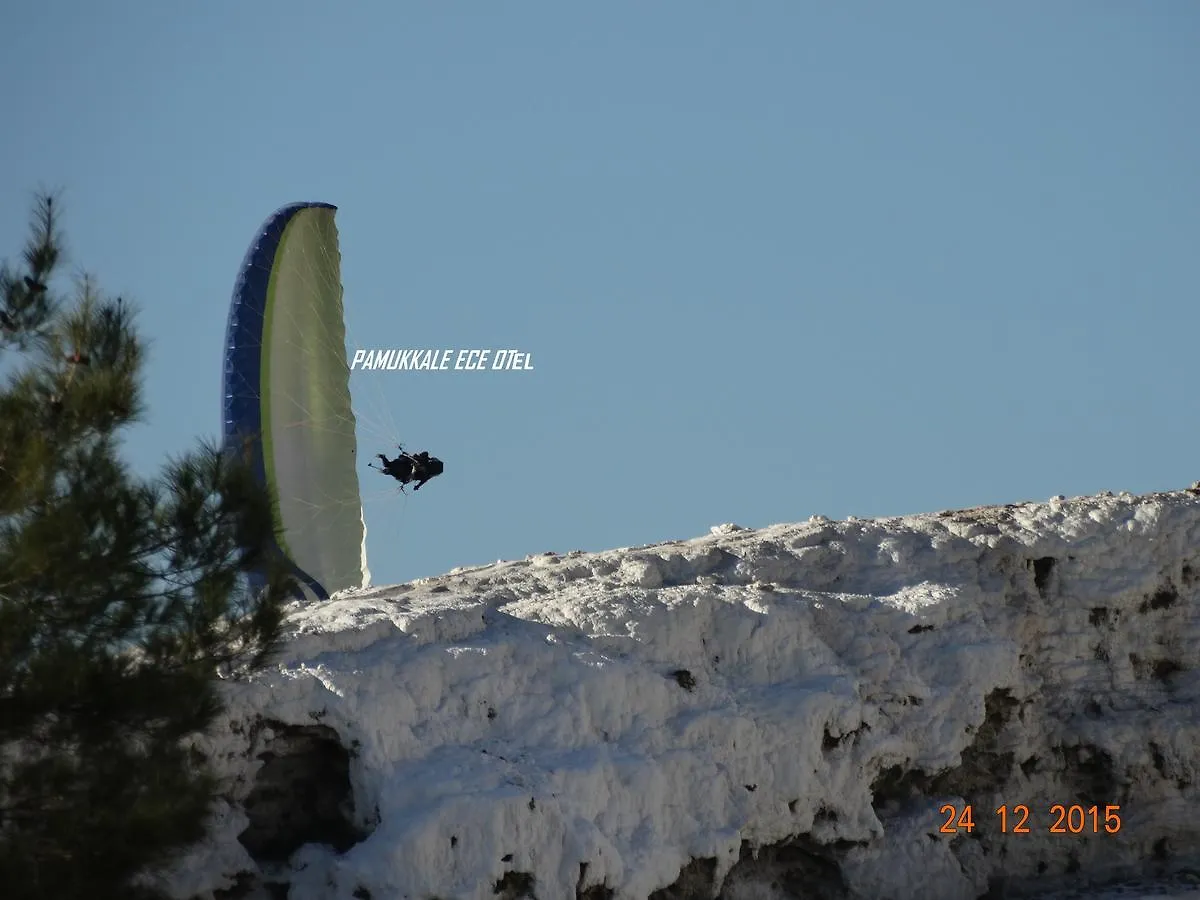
[{"x1": 938, "y1": 804, "x2": 1122, "y2": 835}]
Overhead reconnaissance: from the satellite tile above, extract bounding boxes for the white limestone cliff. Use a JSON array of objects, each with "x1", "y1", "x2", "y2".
[{"x1": 161, "y1": 488, "x2": 1200, "y2": 900}]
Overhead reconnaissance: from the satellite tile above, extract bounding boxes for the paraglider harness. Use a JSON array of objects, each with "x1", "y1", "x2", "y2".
[{"x1": 370, "y1": 445, "x2": 443, "y2": 492}]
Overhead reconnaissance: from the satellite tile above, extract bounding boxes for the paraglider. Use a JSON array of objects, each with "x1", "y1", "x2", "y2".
[
  {"x1": 222, "y1": 202, "x2": 447, "y2": 601},
  {"x1": 371, "y1": 445, "x2": 444, "y2": 492}
]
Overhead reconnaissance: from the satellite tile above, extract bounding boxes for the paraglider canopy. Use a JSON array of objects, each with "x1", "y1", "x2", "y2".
[{"x1": 222, "y1": 202, "x2": 369, "y2": 600}]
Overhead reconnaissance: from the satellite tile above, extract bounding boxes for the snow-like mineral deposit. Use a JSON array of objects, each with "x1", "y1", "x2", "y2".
[{"x1": 162, "y1": 488, "x2": 1200, "y2": 900}]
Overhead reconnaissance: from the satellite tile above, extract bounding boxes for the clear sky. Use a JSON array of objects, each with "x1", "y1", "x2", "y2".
[{"x1": 2, "y1": 2, "x2": 1198, "y2": 587}]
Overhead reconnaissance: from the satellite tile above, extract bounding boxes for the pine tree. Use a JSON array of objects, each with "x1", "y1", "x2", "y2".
[{"x1": 0, "y1": 193, "x2": 296, "y2": 899}]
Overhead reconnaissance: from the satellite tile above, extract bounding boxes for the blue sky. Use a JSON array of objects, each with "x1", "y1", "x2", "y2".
[{"x1": 2, "y1": 2, "x2": 1198, "y2": 587}]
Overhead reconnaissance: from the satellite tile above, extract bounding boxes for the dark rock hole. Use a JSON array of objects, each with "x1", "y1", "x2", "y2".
[
  {"x1": 494, "y1": 871, "x2": 535, "y2": 899},
  {"x1": 1131, "y1": 654, "x2": 1186, "y2": 683},
  {"x1": 871, "y1": 764, "x2": 933, "y2": 815},
  {"x1": 213, "y1": 872, "x2": 257, "y2": 900},
  {"x1": 1150, "y1": 743, "x2": 1168, "y2": 778},
  {"x1": 1153, "y1": 659, "x2": 1184, "y2": 681},
  {"x1": 1154, "y1": 837, "x2": 1172, "y2": 861},
  {"x1": 1140, "y1": 584, "x2": 1178, "y2": 613},
  {"x1": 577, "y1": 861, "x2": 615, "y2": 899},
  {"x1": 814, "y1": 806, "x2": 839, "y2": 825},
  {"x1": 237, "y1": 722, "x2": 370, "y2": 864},
  {"x1": 1055, "y1": 744, "x2": 1117, "y2": 806},
  {"x1": 722, "y1": 837, "x2": 852, "y2": 900},
  {"x1": 1030, "y1": 557, "x2": 1055, "y2": 595},
  {"x1": 927, "y1": 688, "x2": 1019, "y2": 798},
  {"x1": 648, "y1": 857, "x2": 718, "y2": 900},
  {"x1": 671, "y1": 669, "x2": 697, "y2": 691}
]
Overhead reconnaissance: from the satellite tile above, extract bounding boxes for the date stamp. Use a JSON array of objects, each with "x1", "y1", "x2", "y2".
[{"x1": 940, "y1": 804, "x2": 1122, "y2": 835}]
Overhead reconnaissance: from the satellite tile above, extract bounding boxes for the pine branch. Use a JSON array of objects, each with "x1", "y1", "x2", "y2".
[{"x1": 0, "y1": 193, "x2": 62, "y2": 351}]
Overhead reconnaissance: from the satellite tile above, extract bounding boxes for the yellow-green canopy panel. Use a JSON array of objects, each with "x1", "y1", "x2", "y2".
[{"x1": 222, "y1": 203, "x2": 368, "y2": 599}]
